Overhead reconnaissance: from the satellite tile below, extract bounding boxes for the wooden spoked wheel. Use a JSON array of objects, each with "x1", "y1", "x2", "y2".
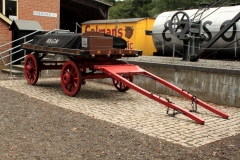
[
  {"x1": 112, "y1": 74, "x2": 133, "y2": 92},
  {"x1": 24, "y1": 54, "x2": 39, "y2": 85},
  {"x1": 61, "y1": 61, "x2": 81, "y2": 96}
]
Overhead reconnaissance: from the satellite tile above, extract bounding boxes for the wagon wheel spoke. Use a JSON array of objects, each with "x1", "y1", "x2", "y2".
[
  {"x1": 120, "y1": 82, "x2": 126, "y2": 89},
  {"x1": 120, "y1": 82, "x2": 123, "y2": 89},
  {"x1": 69, "y1": 83, "x2": 73, "y2": 92},
  {"x1": 115, "y1": 81, "x2": 120, "y2": 86}
]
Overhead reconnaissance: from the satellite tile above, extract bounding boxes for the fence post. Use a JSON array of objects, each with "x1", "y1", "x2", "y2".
[
  {"x1": 24, "y1": 37, "x2": 26, "y2": 57},
  {"x1": 172, "y1": 18, "x2": 176, "y2": 63},
  {"x1": 10, "y1": 50, "x2": 12, "y2": 77}
]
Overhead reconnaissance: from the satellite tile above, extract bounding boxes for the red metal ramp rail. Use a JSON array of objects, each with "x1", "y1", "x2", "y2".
[{"x1": 94, "y1": 64, "x2": 229, "y2": 125}]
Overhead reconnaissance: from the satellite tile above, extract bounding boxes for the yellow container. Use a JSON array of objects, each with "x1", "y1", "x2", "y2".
[{"x1": 82, "y1": 18, "x2": 156, "y2": 56}]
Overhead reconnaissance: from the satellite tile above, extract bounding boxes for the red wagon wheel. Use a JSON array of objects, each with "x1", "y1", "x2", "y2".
[
  {"x1": 113, "y1": 74, "x2": 133, "y2": 92},
  {"x1": 24, "y1": 54, "x2": 39, "y2": 85},
  {"x1": 61, "y1": 61, "x2": 81, "y2": 96}
]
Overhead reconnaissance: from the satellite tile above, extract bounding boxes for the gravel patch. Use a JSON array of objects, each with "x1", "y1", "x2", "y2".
[{"x1": 0, "y1": 71, "x2": 239, "y2": 159}]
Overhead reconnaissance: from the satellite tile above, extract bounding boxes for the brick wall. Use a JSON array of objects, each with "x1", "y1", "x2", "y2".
[
  {"x1": 0, "y1": 19, "x2": 11, "y2": 69},
  {"x1": 18, "y1": 0, "x2": 60, "y2": 30},
  {"x1": 0, "y1": 0, "x2": 60, "y2": 68}
]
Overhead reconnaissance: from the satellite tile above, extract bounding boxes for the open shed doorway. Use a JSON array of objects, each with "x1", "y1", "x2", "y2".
[{"x1": 60, "y1": 0, "x2": 112, "y2": 33}]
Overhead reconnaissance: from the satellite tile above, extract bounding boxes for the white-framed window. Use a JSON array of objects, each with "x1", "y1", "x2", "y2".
[
  {"x1": 1, "y1": 0, "x2": 18, "y2": 20},
  {"x1": 0, "y1": 0, "x2": 2, "y2": 13}
]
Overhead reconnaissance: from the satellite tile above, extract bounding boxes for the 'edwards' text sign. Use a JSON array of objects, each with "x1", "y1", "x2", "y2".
[{"x1": 33, "y1": 11, "x2": 57, "y2": 18}]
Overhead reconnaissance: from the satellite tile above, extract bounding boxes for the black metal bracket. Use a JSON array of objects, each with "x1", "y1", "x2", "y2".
[
  {"x1": 190, "y1": 95, "x2": 199, "y2": 113},
  {"x1": 166, "y1": 108, "x2": 182, "y2": 117}
]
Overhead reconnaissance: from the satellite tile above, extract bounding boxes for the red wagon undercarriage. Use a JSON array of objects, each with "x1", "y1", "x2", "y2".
[{"x1": 21, "y1": 32, "x2": 229, "y2": 125}]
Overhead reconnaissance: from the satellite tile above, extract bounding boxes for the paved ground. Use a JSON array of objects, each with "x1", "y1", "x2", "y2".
[
  {"x1": 0, "y1": 76, "x2": 239, "y2": 148},
  {"x1": 123, "y1": 56, "x2": 240, "y2": 70}
]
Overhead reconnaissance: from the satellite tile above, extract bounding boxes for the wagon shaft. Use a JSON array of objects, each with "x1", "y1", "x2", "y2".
[{"x1": 95, "y1": 64, "x2": 229, "y2": 125}]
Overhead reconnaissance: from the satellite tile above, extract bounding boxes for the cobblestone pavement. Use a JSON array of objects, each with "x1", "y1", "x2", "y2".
[{"x1": 0, "y1": 77, "x2": 239, "y2": 148}]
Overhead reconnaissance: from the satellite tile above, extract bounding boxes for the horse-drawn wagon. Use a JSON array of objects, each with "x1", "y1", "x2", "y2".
[{"x1": 21, "y1": 31, "x2": 228, "y2": 124}]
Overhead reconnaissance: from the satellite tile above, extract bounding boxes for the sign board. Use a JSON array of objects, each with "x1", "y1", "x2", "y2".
[
  {"x1": 33, "y1": 11, "x2": 57, "y2": 18},
  {"x1": 9, "y1": 15, "x2": 17, "y2": 21},
  {"x1": 81, "y1": 18, "x2": 156, "y2": 55},
  {"x1": 82, "y1": 38, "x2": 88, "y2": 48}
]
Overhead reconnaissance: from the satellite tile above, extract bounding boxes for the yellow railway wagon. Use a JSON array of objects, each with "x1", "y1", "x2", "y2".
[{"x1": 82, "y1": 18, "x2": 156, "y2": 56}]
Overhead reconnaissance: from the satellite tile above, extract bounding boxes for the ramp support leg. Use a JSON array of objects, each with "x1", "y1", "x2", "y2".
[{"x1": 144, "y1": 71, "x2": 229, "y2": 119}]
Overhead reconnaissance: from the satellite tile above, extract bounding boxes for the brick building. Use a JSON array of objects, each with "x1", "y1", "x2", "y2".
[{"x1": 0, "y1": 0, "x2": 111, "y2": 69}]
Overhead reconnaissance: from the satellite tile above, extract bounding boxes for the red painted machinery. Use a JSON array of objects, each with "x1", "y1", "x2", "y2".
[{"x1": 21, "y1": 32, "x2": 229, "y2": 125}]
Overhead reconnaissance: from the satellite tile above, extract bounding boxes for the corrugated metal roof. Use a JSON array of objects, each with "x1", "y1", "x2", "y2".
[
  {"x1": 71, "y1": 0, "x2": 112, "y2": 8},
  {"x1": 82, "y1": 18, "x2": 152, "y2": 24},
  {"x1": 9, "y1": 20, "x2": 43, "y2": 31},
  {"x1": 94, "y1": 0, "x2": 112, "y2": 7}
]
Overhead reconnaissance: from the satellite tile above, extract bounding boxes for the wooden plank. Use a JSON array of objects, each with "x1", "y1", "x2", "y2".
[{"x1": 21, "y1": 43, "x2": 141, "y2": 58}]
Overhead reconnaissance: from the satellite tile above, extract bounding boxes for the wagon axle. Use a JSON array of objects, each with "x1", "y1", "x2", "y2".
[
  {"x1": 26, "y1": 65, "x2": 33, "y2": 73},
  {"x1": 62, "y1": 72, "x2": 71, "y2": 86}
]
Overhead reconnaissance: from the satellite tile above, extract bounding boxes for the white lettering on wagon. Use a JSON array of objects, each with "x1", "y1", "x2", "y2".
[
  {"x1": 46, "y1": 38, "x2": 60, "y2": 44},
  {"x1": 33, "y1": 11, "x2": 57, "y2": 18}
]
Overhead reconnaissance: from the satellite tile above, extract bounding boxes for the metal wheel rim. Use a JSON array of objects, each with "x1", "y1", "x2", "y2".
[{"x1": 169, "y1": 11, "x2": 190, "y2": 37}]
